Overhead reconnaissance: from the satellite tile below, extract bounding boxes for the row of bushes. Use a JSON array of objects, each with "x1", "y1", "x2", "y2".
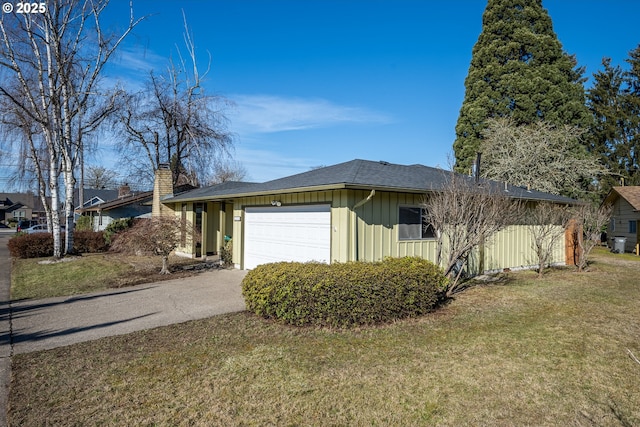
[
  {"x1": 7, "y1": 218, "x2": 136, "y2": 259},
  {"x1": 242, "y1": 257, "x2": 448, "y2": 328},
  {"x1": 8, "y1": 230, "x2": 110, "y2": 259}
]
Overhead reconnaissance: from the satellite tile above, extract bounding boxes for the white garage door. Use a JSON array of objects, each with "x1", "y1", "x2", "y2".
[{"x1": 244, "y1": 204, "x2": 331, "y2": 269}]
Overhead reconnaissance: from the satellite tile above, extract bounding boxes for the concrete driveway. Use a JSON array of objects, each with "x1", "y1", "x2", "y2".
[
  {"x1": 0, "y1": 229, "x2": 247, "y2": 426},
  {"x1": 9, "y1": 268, "x2": 247, "y2": 354}
]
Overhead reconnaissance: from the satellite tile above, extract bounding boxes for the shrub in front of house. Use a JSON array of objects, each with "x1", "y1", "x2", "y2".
[
  {"x1": 73, "y1": 230, "x2": 109, "y2": 253},
  {"x1": 241, "y1": 257, "x2": 448, "y2": 328},
  {"x1": 103, "y1": 218, "x2": 136, "y2": 244},
  {"x1": 8, "y1": 233, "x2": 54, "y2": 258}
]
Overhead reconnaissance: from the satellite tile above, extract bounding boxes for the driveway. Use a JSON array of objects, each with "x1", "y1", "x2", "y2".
[
  {"x1": 0, "y1": 229, "x2": 247, "y2": 426},
  {"x1": 9, "y1": 268, "x2": 247, "y2": 354}
]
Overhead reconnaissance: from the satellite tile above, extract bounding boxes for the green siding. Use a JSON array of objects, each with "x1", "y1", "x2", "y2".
[{"x1": 169, "y1": 188, "x2": 568, "y2": 271}]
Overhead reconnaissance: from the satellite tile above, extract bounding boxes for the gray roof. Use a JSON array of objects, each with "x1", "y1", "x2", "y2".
[{"x1": 166, "y1": 159, "x2": 578, "y2": 204}]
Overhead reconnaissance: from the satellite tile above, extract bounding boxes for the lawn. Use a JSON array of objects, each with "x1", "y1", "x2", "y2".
[
  {"x1": 9, "y1": 249, "x2": 640, "y2": 426},
  {"x1": 10, "y1": 253, "x2": 216, "y2": 300}
]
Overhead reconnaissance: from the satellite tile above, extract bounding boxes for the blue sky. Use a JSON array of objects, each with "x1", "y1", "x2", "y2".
[{"x1": 3, "y1": 1, "x2": 640, "y2": 190}]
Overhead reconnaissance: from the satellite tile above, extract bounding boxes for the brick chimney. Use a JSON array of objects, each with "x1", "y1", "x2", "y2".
[
  {"x1": 152, "y1": 164, "x2": 174, "y2": 217},
  {"x1": 118, "y1": 183, "x2": 132, "y2": 198}
]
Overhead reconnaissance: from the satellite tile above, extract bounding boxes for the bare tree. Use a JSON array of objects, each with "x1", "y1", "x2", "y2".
[
  {"x1": 208, "y1": 158, "x2": 248, "y2": 184},
  {"x1": 85, "y1": 166, "x2": 119, "y2": 189},
  {"x1": 526, "y1": 203, "x2": 571, "y2": 278},
  {"x1": 481, "y1": 118, "x2": 606, "y2": 198},
  {"x1": 117, "y1": 13, "x2": 233, "y2": 189},
  {"x1": 110, "y1": 216, "x2": 200, "y2": 274},
  {"x1": 572, "y1": 203, "x2": 613, "y2": 272},
  {"x1": 424, "y1": 173, "x2": 523, "y2": 296},
  {"x1": 0, "y1": 0, "x2": 141, "y2": 257}
]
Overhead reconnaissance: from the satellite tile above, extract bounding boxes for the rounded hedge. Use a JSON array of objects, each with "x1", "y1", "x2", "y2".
[{"x1": 241, "y1": 257, "x2": 448, "y2": 328}]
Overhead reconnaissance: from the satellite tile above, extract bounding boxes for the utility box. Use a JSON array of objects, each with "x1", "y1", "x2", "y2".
[{"x1": 612, "y1": 236, "x2": 627, "y2": 253}]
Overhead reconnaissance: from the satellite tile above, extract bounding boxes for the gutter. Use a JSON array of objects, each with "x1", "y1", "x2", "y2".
[{"x1": 351, "y1": 189, "x2": 376, "y2": 262}]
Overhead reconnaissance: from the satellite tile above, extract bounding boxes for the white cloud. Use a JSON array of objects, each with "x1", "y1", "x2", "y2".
[{"x1": 228, "y1": 94, "x2": 393, "y2": 134}]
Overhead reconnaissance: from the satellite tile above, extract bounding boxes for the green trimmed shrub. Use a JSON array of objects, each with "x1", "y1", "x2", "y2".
[
  {"x1": 103, "y1": 218, "x2": 136, "y2": 244},
  {"x1": 8, "y1": 233, "x2": 54, "y2": 258},
  {"x1": 73, "y1": 230, "x2": 109, "y2": 253},
  {"x1": 75, "y1": 215, "x2": 93, "y2": 231},
  {"x1": 242, "y1": 257, "x2": 448, "y2": 328}
]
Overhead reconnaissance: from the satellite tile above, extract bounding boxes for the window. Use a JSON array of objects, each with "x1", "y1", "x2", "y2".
[
  {"x1": 398, "y1": 206, "x2": 435, "y2": 240},
  {"x1": 611, "y1": 218, "x2": 616, "y2": 232},
  {"x1": 630, "y1": 220, "x2": 637, "y2": 234}
]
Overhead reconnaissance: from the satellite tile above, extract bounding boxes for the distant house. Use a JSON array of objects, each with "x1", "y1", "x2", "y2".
[
  {"x1": 77, "y1": 185, "x2": 153, "y2": 231},
  {"x1": 152, "y1": 159, "x2": 579, "y2": 273},
  {"x1": 0, "y1": 192, "x2": 46, "y2": 226},
  {"x1": 604, "y1": 186, "x2": 640, "y2": 254}
]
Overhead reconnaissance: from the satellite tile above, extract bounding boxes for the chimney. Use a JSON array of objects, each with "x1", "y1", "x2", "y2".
[
  {"x1": 475, "y1": 152, "x2": 482, "y2": 184},
  {"x1": 152, "y1": 163, "x2": 174, "y2": 217},
  {"x1": 118, "y1": 183, "x2": 131, "y2": 198}
]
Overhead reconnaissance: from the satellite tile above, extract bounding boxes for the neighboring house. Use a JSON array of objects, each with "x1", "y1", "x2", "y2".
[
  {"x1": 0, "y1": 192, "x2": 45, "y2": 225},
  {"x1": 604, "y1": 186, "x2": 640, "y2": 254},
  {"x1": 153, "y1": 159, "x2": 578, "y2": 274},
  {"x1": 78, "y1": 187, "x2": 153, "y2": 231},
  {"x1": 73, "y1": 188, "x2": 120, "y2": 222}
]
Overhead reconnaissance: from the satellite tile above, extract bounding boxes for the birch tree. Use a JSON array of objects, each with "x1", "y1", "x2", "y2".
[{"x1": 0, "y1": 0, "x2": 141, "y2": 257}]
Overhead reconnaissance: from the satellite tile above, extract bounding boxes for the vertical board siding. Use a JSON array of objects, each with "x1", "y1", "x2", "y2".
[{"x1": 484, "y1": 225, "x2": 566, "y2": 271}]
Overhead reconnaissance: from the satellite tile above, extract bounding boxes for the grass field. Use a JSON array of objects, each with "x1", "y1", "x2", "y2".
[{"x1": 8, "y1": 248, "x2": 640, "y2": 426}]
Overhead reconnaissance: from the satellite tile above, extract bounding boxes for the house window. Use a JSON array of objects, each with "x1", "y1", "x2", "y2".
[
  {"x1": 630, "y1": 220, "x2": 637, "y2": 234},
  {"x1": 611, "y1": 218, "x2": 615, "y2": 232},
  {"x1": 398, "y1": 206, "x2": 435, "y2": 240}
]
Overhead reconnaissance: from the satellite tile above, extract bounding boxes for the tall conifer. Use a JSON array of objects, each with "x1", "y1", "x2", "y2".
[{"x1": 453, "y1": 0, "x2": 591, "y2": 174}]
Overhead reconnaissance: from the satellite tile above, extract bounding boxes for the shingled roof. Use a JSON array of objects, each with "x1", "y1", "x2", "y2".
[
  {"x1": 605, "y1": 186, "x2": 640, "y2": 211},
  {"x1": 166, "y1": 159, "x2": 578, "y2": 204}
]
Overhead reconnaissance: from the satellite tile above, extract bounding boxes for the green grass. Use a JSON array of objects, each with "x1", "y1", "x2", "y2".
[
  {"x1": 9, "y1": 251, "x2": 640, "y2": 426},
  {"x1": 10, "y1": 254, "x2": 133, "y2": 299},
  {"x1": 10, "y1": 253, "x2": 213, "y2": 300}
]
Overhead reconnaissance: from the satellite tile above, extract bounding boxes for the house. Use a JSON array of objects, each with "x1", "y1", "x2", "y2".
[
  {"x1": 604, "y1": 186, "x2": 640, "y2": 254},
  {"x1": 153, "y1": 159, "x2": 578, "y2": 272},
  {"x1": 78, "y1": 185, "x2": 153, "y2": 231},
  {"x1": 0, "y1": 192, "x2": 46, "y2": 226}
]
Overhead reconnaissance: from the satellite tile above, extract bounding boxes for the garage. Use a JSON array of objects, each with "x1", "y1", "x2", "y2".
[{"x1": 243, "y1": 204, "x2": 331, "y2": 269}]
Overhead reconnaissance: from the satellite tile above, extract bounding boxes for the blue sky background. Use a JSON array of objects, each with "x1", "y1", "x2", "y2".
[{"x1": 3, "y1": 0, "x2": 640, "y2": 189}]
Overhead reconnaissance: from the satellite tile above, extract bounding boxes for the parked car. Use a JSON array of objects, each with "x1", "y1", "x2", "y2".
[
  {"x1": 24, "y1": 224, "x2": 49, "y2": 234},
  {"x1": 16, "y1": 220, "x2": 38, "y2": 232},
  {"x1": 22, "y1": 224, "x2": 66, "y2": 234}
]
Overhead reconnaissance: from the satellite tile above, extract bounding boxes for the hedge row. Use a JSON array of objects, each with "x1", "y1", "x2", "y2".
[
  {"x1": 8, "y1": 230, "x2": 109, "y2": 258},
  {"x1": 242, "y1": 257, "x2": 448, "y2": 328},
  {"x1": 8, "y1": 233, "x2": 54, "y2": 258}
]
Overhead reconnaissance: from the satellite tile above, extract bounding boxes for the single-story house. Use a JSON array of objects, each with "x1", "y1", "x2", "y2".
[
  {"x1": 78, "y1": 185, "x2": 153, "y2": 231},
  {"x1": 153, "y1": 159, "x2": 578, "y2": 272},
  {"x1": 604, "y1": 186, "x2": 640, "y2": 254}
]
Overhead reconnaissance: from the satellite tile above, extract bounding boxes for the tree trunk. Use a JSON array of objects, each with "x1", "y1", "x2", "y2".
[{"x1": 160, "y1": 255, "x2": 171, "y2": 275}]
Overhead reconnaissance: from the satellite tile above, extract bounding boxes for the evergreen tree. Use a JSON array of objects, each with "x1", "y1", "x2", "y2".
[
  {"x1": 453, "y1": 0, "x2": 591, "y2": 174},
  {"x1": 587, "y1": 45, "x2": 640, "y2": 197}
]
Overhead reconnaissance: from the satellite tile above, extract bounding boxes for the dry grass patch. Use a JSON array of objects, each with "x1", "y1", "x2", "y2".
[{"x1": 9, "y1": 257, "x2": 640, "y2": 426}]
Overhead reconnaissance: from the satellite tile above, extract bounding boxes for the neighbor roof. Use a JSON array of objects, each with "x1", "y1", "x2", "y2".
[
  {"x1": 166, "y1": 159, "x2": 578, "y2": 204},
  {"x1": 604, "y1": 186, "x2": 640, "y2": 211}
]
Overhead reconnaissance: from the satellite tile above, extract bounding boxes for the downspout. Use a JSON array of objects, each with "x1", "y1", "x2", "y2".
[{"x1": 351, "y1": 189, "x2": 376, "y2": 261}]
